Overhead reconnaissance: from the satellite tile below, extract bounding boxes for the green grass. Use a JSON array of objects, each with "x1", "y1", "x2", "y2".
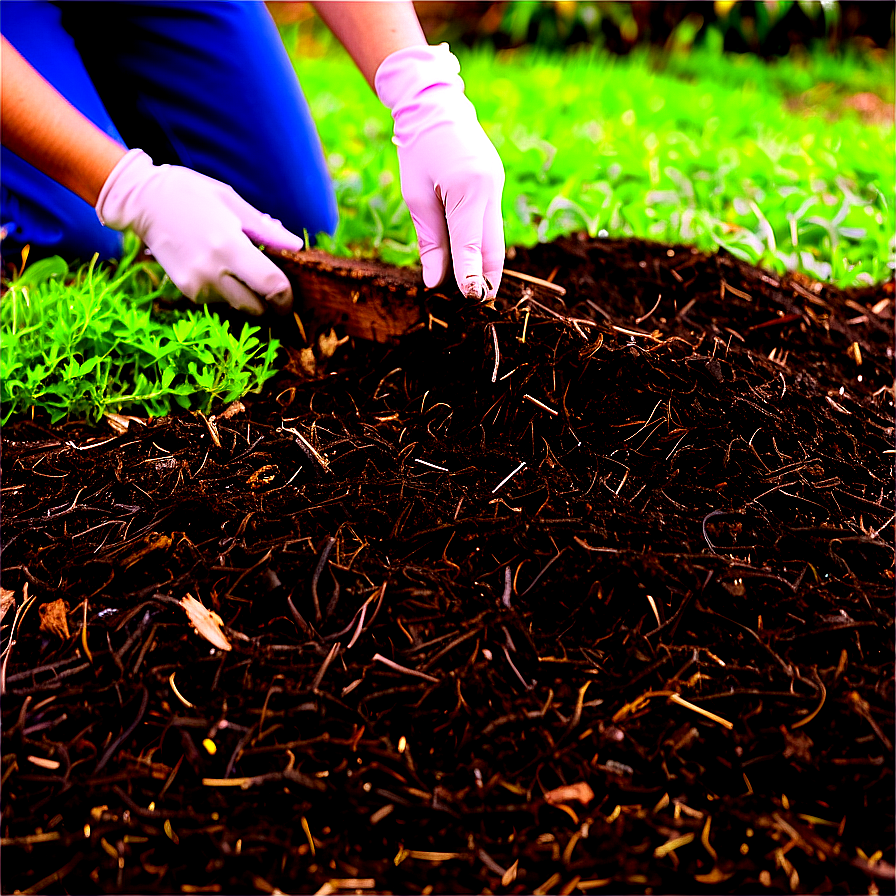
[
  {"x1": 296, "y1": 35, "x2": 894, "y2": 285},
  {"x1": 662, "y1": 39, "x2": 894, "y2": 107},
  {"x1": 2, "y1": 37, "x2": 893, "y2": 423}
]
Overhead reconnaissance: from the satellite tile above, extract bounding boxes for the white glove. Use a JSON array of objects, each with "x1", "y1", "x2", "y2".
[
  {"x1": 375, "y1": 43, "x2": 505, "y2": 300},
  {"x1": 96, "y1": 149, "x2": 304, "y2": 314}
]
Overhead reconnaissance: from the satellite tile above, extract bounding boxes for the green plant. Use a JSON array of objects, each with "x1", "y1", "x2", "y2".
[{"x1": 0, "y1": 250, "x2": 279, "y2": 424}]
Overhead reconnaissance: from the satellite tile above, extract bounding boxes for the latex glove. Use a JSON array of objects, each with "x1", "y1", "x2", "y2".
[
  {"x1": 375, "y1": 43, "x2": 505, "y2": 301},
  {"x1": 96, "y1": 149, "x2": 303, "y2": 315}
]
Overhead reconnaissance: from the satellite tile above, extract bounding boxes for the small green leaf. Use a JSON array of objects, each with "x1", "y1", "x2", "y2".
[{"x1": 10, "y1": 256, "x2": 68, "y2": 289}]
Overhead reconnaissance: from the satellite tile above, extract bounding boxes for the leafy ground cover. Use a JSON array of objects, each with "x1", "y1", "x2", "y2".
[{"x1": 0, "y1": 248, "x2": 280, "y2": 425}]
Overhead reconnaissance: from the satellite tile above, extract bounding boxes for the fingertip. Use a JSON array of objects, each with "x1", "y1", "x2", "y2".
[
  {"x1": 452, "y1": 244, "x2": 485, "y2": 298},
  {"x1": 216, "y1": 276, "x2": 266, "y2": 316},
  {"x1": 458, "y1": 273, "x2": 487, "y2": 300},
  {"x1": 232, "y1": 293, "x2": 266, "y2": 316},
  {"x1": 421, "y1": 246, "x2": 449, "y2": 289},
  {"x1": 244, "y1": 214, "x2": 305, "y2": 253},
  {"x1": 243, "y1": 259, "x2": 293, "y2": 307},
  {"x1": 266, "y1": 285, "x2": 294, "y2": 315},
  {"x1": 225, "y1": 295, "x2": 265, "y2": 316},
  {"x1": 267, "y1": 227, "x2": 305, "y2": 254},
  {"x1": 481, "y1": 199, "x2": 505, "y2": 300},
  {"x1": 451, "y1": 243, "x2": 485, "y2": 299},
  {"x1": 484, "y1": 270, "x2": 503, "y2": 300},
  {"x1": 409, "y1": 195, "x2": 450, "y2": 289}
]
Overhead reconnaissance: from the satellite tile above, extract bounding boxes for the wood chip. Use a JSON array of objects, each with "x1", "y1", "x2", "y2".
[
  {"x1": 180, "y1": 594, "x2": 231, "y2": 651},
  {"x1": 318, "y1": 327, "x2": 350, "y2": 361},
  {"x1": 370, "y1": 804, "x2": 394, "y2": 825},
  {"x1": 104, "y1": 412, "x2": 146, "y2": 434},
  {"x1": 27, "y1": 755, "x2": 61, "y2": 770},
  {"x1": 577, "y1": 878, "x2": 613, "y2": 890},
  {"x1": 38, "y1": 598, "x2": 70, "y2": 639},
  {"x1": 195, "y1": 410, "x2": 221, "y2": 447},
  {"x1": 654, "y1": 831, "x2": 695, "y2": 857},
  {"x1": 248, "y1": 465, "x2": 279, "y2": 488},
  {"x1": 695, "y1": 867, "x2": 734, "y2": 884},
  {"x1": 501, "y1": 860, "x2": 519, "y2": 887},
  {"x1": 544, "y1": 781, "x2": 595, "y2": 806},
  {"x1": 534, "y1": 872, "x2": 563, "y2": 895},
  {"x1": 216, "y1": 400, "x2": 245, "y2": 421},
  {"x1": 0, "y1": 587, "x2": 15, "y2": 624}
]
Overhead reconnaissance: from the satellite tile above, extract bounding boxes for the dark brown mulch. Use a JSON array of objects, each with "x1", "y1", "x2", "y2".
[{"x1": 1, "y1": 234, "x2": 893, "y2": 896}]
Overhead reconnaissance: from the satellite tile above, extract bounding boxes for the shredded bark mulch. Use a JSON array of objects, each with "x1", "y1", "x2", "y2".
[{"x1": 1, "y1": 234, "x2": 894, "y2": 895}]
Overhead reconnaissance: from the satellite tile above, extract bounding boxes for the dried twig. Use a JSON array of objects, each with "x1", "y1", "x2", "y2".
[
  {"x1": 372, "y1": 654, "x2": 440, "y2": 684},
  {"x1": 503, "y1": 268, "x2": 567, "y2": 296}
]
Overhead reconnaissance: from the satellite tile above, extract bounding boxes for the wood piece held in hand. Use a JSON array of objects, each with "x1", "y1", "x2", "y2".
[
  {"x1": 267, "y1": 248, "x2": 425, "y2": 344},
  {"x1": 266, "y1": 249, "x2": 569, "y2": 345}
]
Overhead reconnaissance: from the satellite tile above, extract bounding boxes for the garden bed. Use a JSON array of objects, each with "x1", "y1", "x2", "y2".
[{"x1": 1, "y1": 234, "x2": 893, "y2": 895}]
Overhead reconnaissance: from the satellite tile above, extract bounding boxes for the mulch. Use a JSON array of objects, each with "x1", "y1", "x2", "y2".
[{"x1": 1, "y1": 233, "x2": 894, "y2": 895}]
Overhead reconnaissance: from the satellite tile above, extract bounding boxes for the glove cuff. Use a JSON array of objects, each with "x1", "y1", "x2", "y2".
[
  {"x1": 374, "y1": 42, "x2": 464, "y2": 112},
  {"x1": 375, "y1": 43, "x2": 477, "y2": 146},
  {"x1": 95, "y1": 148, "x2": 156, "y2": 231}
]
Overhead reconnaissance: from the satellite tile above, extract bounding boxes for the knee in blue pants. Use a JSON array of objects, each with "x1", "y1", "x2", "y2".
[{"x1": 1, "y1": 1, "x2": 337, "y2": 263}]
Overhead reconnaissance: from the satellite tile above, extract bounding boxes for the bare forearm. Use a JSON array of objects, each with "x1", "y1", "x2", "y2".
[
  {"x1": 310, "y1": 1, "x2": 426, "y2": 89},
  {"x1": 1, "y1": 37, "x2": 126, "y2": 205}
]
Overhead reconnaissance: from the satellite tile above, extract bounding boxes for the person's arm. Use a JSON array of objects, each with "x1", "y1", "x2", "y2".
[
  {"x1": 310, "y1": 2, "x2": 426, "y2": 89},
  {"x1": 1, "y1": 36, "x2": 126, "y2": 204},
  {"x1": 312, "y1": 2, "x2": 505, "y2": 300},
  {"x1": 0, "y1": 36, "x2": 303, "y2": 315}
]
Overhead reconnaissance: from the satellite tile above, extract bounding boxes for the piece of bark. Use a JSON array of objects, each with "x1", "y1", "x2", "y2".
[{"x1": 267, "y1": 249, "x2": 426, "y2": 344}]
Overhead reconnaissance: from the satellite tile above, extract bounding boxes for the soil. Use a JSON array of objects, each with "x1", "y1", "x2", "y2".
[{"x1": 1, "y1": 233, "x2": 894, "y2": 896}]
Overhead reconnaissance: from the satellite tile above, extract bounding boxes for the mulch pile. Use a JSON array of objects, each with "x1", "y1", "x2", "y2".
[{"x1": 1, "y1": 234, "x2": 894, "y2": 895}]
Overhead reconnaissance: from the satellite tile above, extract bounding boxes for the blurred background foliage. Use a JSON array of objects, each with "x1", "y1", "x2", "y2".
[
  {"x1": 270, "y1": 1, "x2": 894, "y2": 57},
  {"x1": 412, "y1": 1, "x2": 893, "y2": 57}
]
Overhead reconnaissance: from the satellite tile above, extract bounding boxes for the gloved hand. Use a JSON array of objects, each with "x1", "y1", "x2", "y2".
[
  {"x1": 96, "y1": 149, "x2": 304, "y2": 315},
  {"x1": 375, "y1": 43, "x2": 505, "y2": 301}
]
